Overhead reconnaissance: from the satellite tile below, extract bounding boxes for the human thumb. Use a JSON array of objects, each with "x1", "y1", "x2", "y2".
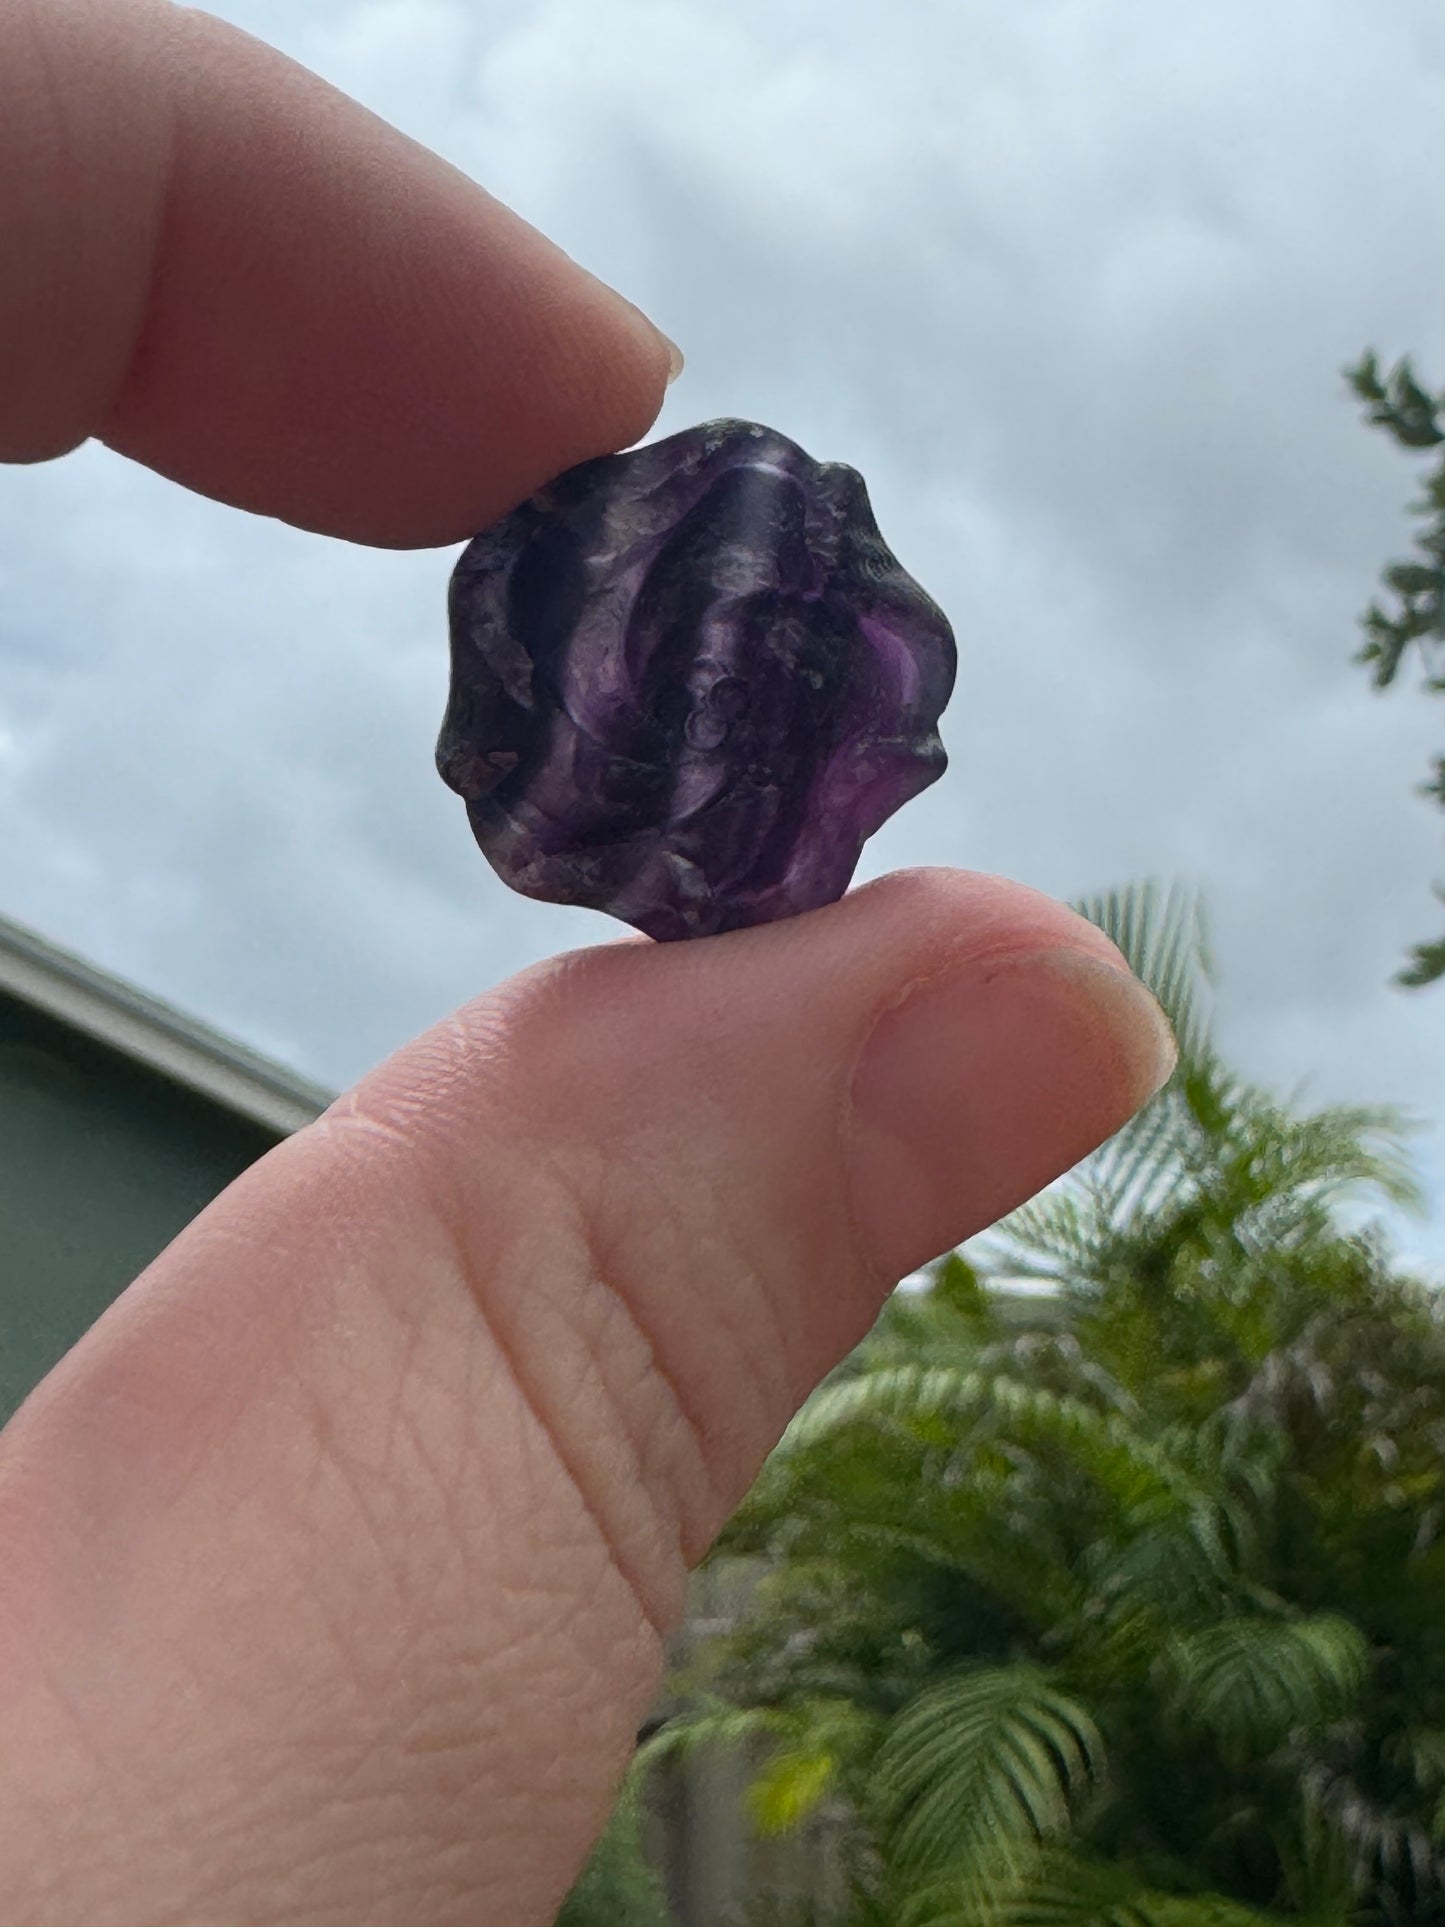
[{"x1": 0, "y1": 867, "x2": 1173, "y2": 1927}]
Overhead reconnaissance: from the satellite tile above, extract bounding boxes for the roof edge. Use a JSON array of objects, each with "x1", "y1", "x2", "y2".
[{"x1": 0, "y1": 914, "x2": 335, "y2": 1137}]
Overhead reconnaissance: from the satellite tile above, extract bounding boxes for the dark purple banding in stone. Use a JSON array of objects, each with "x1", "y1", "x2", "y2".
[{"x1": 438, "y1": 418, "x2": 957, "y2": 940}]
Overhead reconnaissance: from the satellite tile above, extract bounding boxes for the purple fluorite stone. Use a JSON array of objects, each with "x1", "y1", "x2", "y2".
[{"x1": 437, "y1": 418, "x2": 956, "y2": 941}]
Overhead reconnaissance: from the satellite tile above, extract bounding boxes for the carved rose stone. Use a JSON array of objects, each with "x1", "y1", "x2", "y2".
[{"x1": 438, "y1": 418, "x2": 956, "y2": 941}]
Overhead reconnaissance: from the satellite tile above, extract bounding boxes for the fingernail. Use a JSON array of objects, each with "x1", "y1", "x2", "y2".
[
  {"x1": 596, "y1": 279, "x2": 682, "y2": 386},
  {"x1": 848, "y1": 948, "x2": 1177, "y2": 1280}
]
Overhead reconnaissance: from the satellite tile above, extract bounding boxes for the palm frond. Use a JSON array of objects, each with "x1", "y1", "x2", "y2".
[
  {"x1": 769, "y1": 1366, "x2": 1218, "y2": 1541},
  {"x1": 993, "y1": 1189, "x2": 1107, "y2": 1279},
  {"x1": 987, "y1": 1059, "x2": 1420, "y2": 1322},
  {"x1": 1235, "y1": 1097, "x2": 1424, "y2": 1220},
  {"x1": 954, "y1": 1846, "x2": 1297, "y2": 1927},
  {"x1": 636, "y1": 1696, "x2": 793, "y2": 1767},
  {"x1": 1384, "y1": 1726, "x2": 1445, "y2": 1794},
  {"x1": 875, "y1": 1668, "x2": 1104, "y2": 1894},
  {"x1": 687, "y1": 878, "x2": 1438, "y2": 1926},
  {"x1": 1161, "y1": 1614, "x2": 1369, "y2": 1762},
  {"x1": 1071, "y1": 880, "x2": 1215, "y2": 1067},
  {"x1": 1085, "y1": 1089, "x2": 1197, "y2": 1229}
]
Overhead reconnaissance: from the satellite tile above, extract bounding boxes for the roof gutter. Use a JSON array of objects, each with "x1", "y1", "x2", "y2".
[{"x1": 0, "y1": 915, "x2": 334, "y2": 1138}]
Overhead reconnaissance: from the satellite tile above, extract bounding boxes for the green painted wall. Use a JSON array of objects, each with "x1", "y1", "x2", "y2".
[{"x1": 0, "y1": 994, "x2": 277, "y2": 1420}]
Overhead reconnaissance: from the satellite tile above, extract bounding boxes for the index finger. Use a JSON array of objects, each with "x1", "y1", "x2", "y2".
[{"x1": 0, "y1": 0, "x2": 675, "y2": 545}]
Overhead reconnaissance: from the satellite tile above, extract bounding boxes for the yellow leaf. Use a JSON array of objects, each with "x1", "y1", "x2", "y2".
[{"x1": 747, "y1": 1749, "x2": 836, "y2": 1837}]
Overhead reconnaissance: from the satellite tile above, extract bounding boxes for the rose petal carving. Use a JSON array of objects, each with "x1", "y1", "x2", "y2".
[{"x1": 438, "y1": 419, "x2": 956, "y2": 940}]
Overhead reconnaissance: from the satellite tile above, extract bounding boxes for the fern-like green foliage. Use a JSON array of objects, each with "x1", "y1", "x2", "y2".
[
  {"x1": 876, "y1": 1668, "x2": 1103, "y2": 1900},
  {"x1": 929, "y1": 1847, "x2": 1298, "y2": 1927},
  {"x1": 1073, "y1": 881, "x2": 1217, "y2": 1065},
  {"x1": 649, "y1": 881, "x2": 1443, "y2": 1927},
  {"x1": 989, "y1": 882, "x2": 1420, "y2": 1421},
  {"x1": 553, "y1": 1771, "x2": 671, "y2": 1927},
  {"x1": 1160, "y1": 1615, "x2": 1369, "y2": 1764}
]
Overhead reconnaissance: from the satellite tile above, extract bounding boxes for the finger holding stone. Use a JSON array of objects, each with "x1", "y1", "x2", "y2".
[{"x1": 0, "y1": 0, "x2": 674, "y2": 544}]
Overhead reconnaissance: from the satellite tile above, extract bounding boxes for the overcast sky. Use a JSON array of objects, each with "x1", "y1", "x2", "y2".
[{"x1": 3, "y1": 0, "x2": 1445, "y2": 1265}]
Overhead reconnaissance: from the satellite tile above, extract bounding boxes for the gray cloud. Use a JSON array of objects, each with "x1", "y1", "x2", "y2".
[{"x1": 2, "y1": 0, "x2": 1443, "y2": 1262}]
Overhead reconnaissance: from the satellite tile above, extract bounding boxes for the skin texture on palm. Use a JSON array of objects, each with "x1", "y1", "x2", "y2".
[{"x1": 0, "y1": 4, "x2": 1177, "y2": 1921}]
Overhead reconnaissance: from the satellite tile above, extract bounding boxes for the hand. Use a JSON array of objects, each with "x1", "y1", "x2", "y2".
[{"x1": 0, "y1": 4, "x2": 1177, "y2": 1921}]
